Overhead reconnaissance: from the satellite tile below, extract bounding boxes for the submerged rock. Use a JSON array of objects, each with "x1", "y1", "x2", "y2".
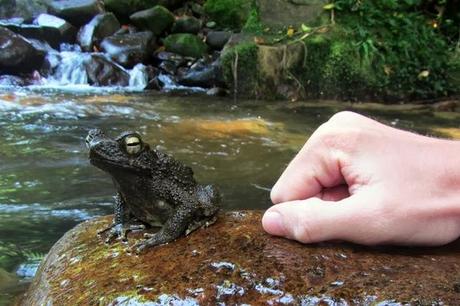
[
  {"x1": 77, "y1": 13, "x2": 120, "y2": 52},
  {"x1": 48, "y1": 0, "x2": 103, "y2": 26},
  {"x1": 164, "y1": 33, "x2": 207, "y2": 58},
  {"x1": 0, "y1": 27, "x2": 45, "y2": 73},
  {"x1": 21, "y1": 211, "x2": 460, "y2": 305},
  {"x1": 129, "y1": 5, "x2": 175, "y2": 36},
  {"x1": 100, "y1": 31, "x2": 155, "y2": 68}
]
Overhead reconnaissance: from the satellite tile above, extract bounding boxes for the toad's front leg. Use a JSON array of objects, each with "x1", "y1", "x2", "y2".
[
  {"x1": 134, "y1": 205, "x2": 195, "y2": 253},
  {"x1": 98, "y1": 193, "x2": 145, "y2": 242}
]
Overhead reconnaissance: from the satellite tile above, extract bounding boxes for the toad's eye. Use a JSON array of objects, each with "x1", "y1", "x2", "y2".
[{"x1": 125, "y1": 136, "x2": 142, "y2": 154}]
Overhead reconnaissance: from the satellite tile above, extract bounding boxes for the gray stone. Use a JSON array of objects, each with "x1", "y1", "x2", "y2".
[
  {"x1": 0, "y1": 26, "x2": 45, "y2": 73},
  {"x1": 84, "y1": 54, "x2": 129, "y2": 86},
  {"x1": 100, "y1": 31, "x2": 155, "y2": 68},
  {"x1": 129, "y1": 5, "x2": 174, "y2": 36},
  {"x1": 178, "y1": 59, "x2": 224, "y2": 88},
  {"x1": 77, "y1": 13, "x2": 120, "y2": 52},
  {"x1": 34, "y1": 14, "x2": 76, "y2": 45},
  {"x1": 47, "y1": 0, "x2": 103, "y2": 26},
  {"x1": 0, "y1": 0, "x2": 49, "y2": 20},
  {"x1": 171, "y1": 16, "x2": 201, "y2": 34},
  {"x1": 206, "y1": 31, "x2": 231, "y2": 50},
  {"x1": 257, "y1": 0, "x2": 327, "y2": 28}
]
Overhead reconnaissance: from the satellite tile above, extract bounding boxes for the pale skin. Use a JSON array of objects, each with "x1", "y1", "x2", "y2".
[{"x1": 263, "y1": 111, "x2": 460, "y2": 246}]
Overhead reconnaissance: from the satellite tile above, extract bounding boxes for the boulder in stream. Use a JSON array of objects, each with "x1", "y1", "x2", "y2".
[
  {"x1": 206, "y1": 30, "x2": 232, "y2": 50},
  {"x1": 100, "y1": 31, "x2": 155, "y2": 68},
  {"x1": 164, "y1": 33, "x2": 207, "y2": 58},
  {"x1": 84, "y1": 54, "x2": 130, "y2": 86},
  {"x1": 129, "y1": 5, "x2": 175, "y2": 36},
  {"x1": 47, "y1": 0, "x2": 103, "y2": 26},
  {"x1": 178, "y1": 58, "x2": 224, "y2": 88},
  {"x1": 20, "y1": 211, "x2": 460, "y2": 305},
  {"x1": 77, "y1": 13, "x2": 120, "y2": 52},
  {"x1": 0, "y1": 27, "x2": 45, "y2": 73}
]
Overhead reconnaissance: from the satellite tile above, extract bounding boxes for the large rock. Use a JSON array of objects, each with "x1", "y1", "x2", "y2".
[
  {"x1": 0, "y1": 27, "x2": 45, "y2": 73},
  {"x1": 178, "y1": 59, "x2": 224, "y2": 88},
  {"x1": 84, "y1": 54, "x2": 129, "y2": 86},
  {"x1": 34, "y1": 13, "x2": 76, "y2": 45},
  {"x1": 100, "y1": 31, "x2": 155, "y2": 68},
  {"x1": 104, "y1": 0, "x2": 185, "y2": 20},
  {"x1": 206, "y1": 30, "x2": 232, "y2": 50},
  {"x1": 171, "y1": 16, "x2": 201, "y2": 34},
  {"x1": 77, "y1": 13, "x2": 120, "y2": 52},
  {"x1": 257, "y1": 0, "x2": 327, "y2": 28},
  {"x1": 164, "y1": 33, "x2": 207, "y2": 58},
  {"x1": 0, "y1": 16, "x2": 76, "y2": 48},
  {"x1": 21, "y1": 211, "x2": 460, "y2": 305},
  {"x1": 47, "y1": 0, "x2": 103, "y2": 26},
  {"x1": 129, "y1": 5, "x2": 174, "y2": 36},
  {"x1": 0, "y1": 0, "x2": 49, "y2": 20}
]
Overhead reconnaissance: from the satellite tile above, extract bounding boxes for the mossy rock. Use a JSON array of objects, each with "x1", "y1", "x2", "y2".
[
  {"x1": 130, "y1": 5, "x2": 174, "y2": 36},
  {"x1": 171, "y1": 16, "x2": 202, "y2": 34},
  {"x1": 164, "y1": 33, "x2": 208, "y2": 58},
  {"x1": 105, "y1": 0, "x2": 184, "y2": 20},
  {"x1": 20, "y1": 212, "x2": 460, "y2": 305},
  {"x1": 204, "y1": 0, "x2": 252, "y2": 30},
  {"x1": 221, "y1": 41, "x2": 259, "y2": 97}
]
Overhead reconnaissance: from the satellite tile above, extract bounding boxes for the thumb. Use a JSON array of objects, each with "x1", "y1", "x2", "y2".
[{"x1": 262, "y1": 196, "x2": 362, "y2": 244}]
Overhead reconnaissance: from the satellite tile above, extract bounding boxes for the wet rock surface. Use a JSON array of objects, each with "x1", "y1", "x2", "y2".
[
  {"x1": 100, "y1": 31, "x2": 155, "y2": 68},
  {"x1": 77, "y1": 12, "x2": 120, "y2": 52},
  {"x1": 48, "y1": 0, "x2": 103, "y2": 26},
  {"x1": 21, "y1": 211, "x2": 460, "y2": 305},
  {"x1": 0, "y1": 27, "x2": 45, "y2": 73}
]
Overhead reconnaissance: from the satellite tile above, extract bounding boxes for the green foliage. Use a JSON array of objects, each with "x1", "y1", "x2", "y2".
[
  {"x1": 204, "y1": 0, "x2": 251, "y2": 30},
  {"x1": 329, "y1": 0, "x2": 456, "y2": 99},
  {"x1": 242, "y1": 7, "x2": 263, "y2": 34}
]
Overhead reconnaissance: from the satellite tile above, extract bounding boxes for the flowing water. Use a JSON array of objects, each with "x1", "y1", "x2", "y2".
[{"x1": 0, "y1": 88, "x2": 459, "y2": 304}]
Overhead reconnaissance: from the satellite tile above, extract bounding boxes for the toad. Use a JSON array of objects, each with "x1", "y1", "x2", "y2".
[{"x1": 86, "y1": 129, "x2": 220, "y2": 252}]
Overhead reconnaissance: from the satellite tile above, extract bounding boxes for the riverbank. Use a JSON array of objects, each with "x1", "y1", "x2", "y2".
[{"x1": 0, "y1": 0, "x2": 459, "y2": 102}]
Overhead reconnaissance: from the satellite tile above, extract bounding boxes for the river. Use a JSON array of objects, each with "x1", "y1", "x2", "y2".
[{"x1": 0, "y1": 88, "x2": 459, "y2": 304}]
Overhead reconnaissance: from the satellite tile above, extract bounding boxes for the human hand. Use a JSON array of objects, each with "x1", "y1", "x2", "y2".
[{"x1": 263, "y1": 111, "x2": 460, "y2": 246}]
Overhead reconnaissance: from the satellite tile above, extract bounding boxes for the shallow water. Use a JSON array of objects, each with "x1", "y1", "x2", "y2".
[{"x1": 0, "y1": 89, "x2": 459, "y2": 304}]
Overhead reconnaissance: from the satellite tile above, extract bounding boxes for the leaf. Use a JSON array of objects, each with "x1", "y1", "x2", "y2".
[
  {"x1": 301, "y1": 24, "x2": 312, "y2": 33},
  {"x1": 323, "y1": 3, "x2": 335, "y2": 10},
  {"x1": 418, "y1": 70, "x2": 430, "y2": 79}
]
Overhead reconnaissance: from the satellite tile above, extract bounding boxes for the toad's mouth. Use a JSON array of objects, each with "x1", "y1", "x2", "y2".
[{"x1": 89, "y1": 156, "x2": 150, "y2": 175}]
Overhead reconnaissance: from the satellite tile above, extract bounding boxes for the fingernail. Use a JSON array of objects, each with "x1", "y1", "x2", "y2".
[{"x1": 262, "y1": 211, "x2": 286, "y2": 236}]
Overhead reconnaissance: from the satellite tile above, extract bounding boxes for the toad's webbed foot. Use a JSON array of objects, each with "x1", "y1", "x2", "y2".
[
  {"x1": 134, "y1": 230, "x2": 173, "y2": 253},
  {"x1": 98, "y1": 222, "x2": 145, "y2": 243}
]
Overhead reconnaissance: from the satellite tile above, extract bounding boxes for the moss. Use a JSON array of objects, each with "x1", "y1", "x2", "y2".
[
  {"x1": 164, "y1": 34, "x2": 208, "y2": 58},
  {"x1": 204, "y1": 0, "x2": 252, "y2": 30},
  {"x1": 221, "y1": 42, "x2": 259, "y2": 98}
]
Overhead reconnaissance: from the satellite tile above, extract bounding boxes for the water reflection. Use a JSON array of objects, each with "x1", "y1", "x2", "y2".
[{"x1": 0, "y1": 89, "x2": 459, "y2": 304}]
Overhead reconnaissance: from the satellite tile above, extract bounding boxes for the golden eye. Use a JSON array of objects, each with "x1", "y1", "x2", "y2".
[{"x1": 125, "y1": 136, "x2": 141, "y2": 154}]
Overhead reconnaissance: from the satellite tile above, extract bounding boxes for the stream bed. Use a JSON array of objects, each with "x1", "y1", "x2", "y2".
[{"x1": 0, "y1": 89, "x2": 459, "y2": 304}]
